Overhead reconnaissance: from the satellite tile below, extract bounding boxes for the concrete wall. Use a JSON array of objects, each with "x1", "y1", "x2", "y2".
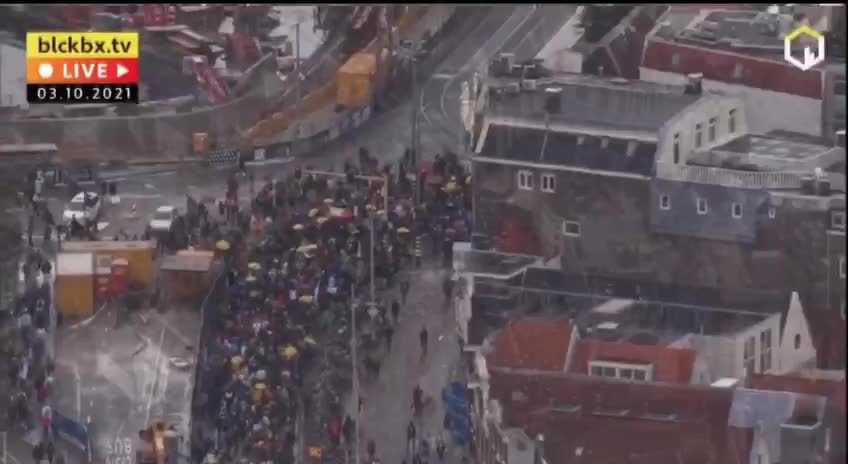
[{"x1": 658, "y1": 95, "x2": 749, "y2": 165}]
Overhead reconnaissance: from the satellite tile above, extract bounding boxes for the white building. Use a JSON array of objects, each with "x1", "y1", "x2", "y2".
[{"x1": 0, "y1": 39, "x2": 27, "y2": 108}]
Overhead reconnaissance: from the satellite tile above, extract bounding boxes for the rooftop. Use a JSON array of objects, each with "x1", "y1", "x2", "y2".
[
  {"x1": 487, "y1": 370, "x2": 750, "y2": 464},
  {"x1": 695, "y1": 130, "x2": 845, "y2": 172},
  {"x1": 476, "y1": 123, "x2": 657, "y2": 175},
  {"x1": 486, "y1": 318, "x2": 575, "y2": 371},
  {"x1": 653, "y1": 6, "x2": 835, "y2": 60},
  {"x1": 569, "y1": 338, "x2": 697, "y2": 384},
  {"x1": 452, "y1": 242, "x2": 539, "y2": 278},
  {"x1": 483, "y1": 74, "x2": 701, "y2": 132}
]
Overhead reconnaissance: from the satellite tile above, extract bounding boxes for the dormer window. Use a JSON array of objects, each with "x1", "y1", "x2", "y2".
[
  {"x1": 660, "y1": 194, "x2": 671, "y2": 210},
  {"x1": 708, "y1": 117, "x2": 717, "y2": 142},
  {"x1": 768, "y1": 207, "x2": 776, "y2": 219},
  {"x1": 695, "y1": 123, "x2": 703, "y2": 148},
  {"x1": 732, "y1": 203, "x2": 743, "y2": 219},
  {"x1": 673, "y1": 133, "x2": 681, "y2": 164},
  {"x1": 697, "y1": 198, "x2": 708, "y2": 215},
  {"x1": 832, "y1": 211, "x2": 845, "y2": 230},
  {"x1": 517, "y1": 170, "x2": 534, "y2": 190},
  {"x1": 728, "y1": 109, "x2": 737, "y2": 133},
  {"x1": 589, "y1": 361, "x2": 653, "y2": 382}
]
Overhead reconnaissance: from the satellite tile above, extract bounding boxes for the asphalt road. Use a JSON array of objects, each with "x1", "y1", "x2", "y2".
[{"x1": 418, "y1": 4, "x2": 581, "y2": 154}]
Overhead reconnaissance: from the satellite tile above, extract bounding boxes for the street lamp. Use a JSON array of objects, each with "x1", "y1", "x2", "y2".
[{"x1": 397, "y1": 40, "x2": 426, "y2": 174}]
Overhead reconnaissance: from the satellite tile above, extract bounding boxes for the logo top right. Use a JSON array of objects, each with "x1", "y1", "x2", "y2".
[{"x1": 784, "y1": 25, "x2": 826, "y2": 71}]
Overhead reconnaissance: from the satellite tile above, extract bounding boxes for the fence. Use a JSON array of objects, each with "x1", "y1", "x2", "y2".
[{"x1": 188, "y1": 267, "x2": 227, "y2": 463}]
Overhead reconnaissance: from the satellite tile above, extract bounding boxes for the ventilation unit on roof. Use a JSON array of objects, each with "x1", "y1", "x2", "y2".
[
  {"x1": 505, "y1": 82, "x2": 520, "y2": 94},
  {"x1": 521, "y1": 79, "x2": 537, "y2": 91},
  {"x1": 800, "y1": 175, "x2": 816, "y2": 195},
  {"x1": 544, "y1": 86, "x2": 562, "y2": 114},
  {"x1": 816, "y1": 178, "x2": 831, "y2": 196}
]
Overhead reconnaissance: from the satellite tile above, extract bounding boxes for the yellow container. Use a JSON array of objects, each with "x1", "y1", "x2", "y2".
[
  {"x1": 56, "y1": 253, "x2": 96, "y2": 317},
  {"x1": 193, "y1": 132, "x2": 209, "y2": 154},
  {"x1": 61, "y1": 240, "x2": 157, "y2": 286},
  {"x1": 336, "y1": 52, "x2": 376, "y2": 109}
]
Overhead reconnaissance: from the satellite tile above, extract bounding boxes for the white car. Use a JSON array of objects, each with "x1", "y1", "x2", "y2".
[
  {"x1": 63, "y1": 192, "x2": 101, "y2": 224},
  {"x1": 149, "y1": 205, "x2": 179, "y2": 232}
]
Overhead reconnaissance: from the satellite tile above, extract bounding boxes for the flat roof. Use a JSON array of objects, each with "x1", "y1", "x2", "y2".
[{"x1": 453, "y1": 243, "x2": 539, "y2": 278}]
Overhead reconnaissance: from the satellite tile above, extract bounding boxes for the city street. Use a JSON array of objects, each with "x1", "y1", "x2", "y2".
[{"x1": 346, "y1": 264, "x2": 466, "y2": 464}]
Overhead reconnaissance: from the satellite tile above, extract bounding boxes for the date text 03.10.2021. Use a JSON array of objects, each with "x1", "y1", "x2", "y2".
[{"x1": 27, "y1": 83, "x2": 139, "y2": 104}]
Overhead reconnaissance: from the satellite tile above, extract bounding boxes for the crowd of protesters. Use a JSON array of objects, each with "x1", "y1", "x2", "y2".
[{"x1": 189, "y1": 146, "x2": 471, "y2": 464}]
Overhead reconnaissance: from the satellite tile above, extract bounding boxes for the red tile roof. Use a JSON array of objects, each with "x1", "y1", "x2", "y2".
[
  {"x1": 569, "y1": 338, "x2": 697, "y2": 384},
  {"x1": 486, "y1": 319, "x2": 574, "y2": 371},
  {"x1": 751, "y1": 373, "x2": 846, "y2": 464},
  {"x1": 641, "y1": 39, "x2": 824, "y2": 99},
  {"x1": 488, "y1": 370, "x2": 748, "y2": 464}
]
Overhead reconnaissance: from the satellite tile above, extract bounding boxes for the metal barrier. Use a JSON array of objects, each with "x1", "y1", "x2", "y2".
[{"x1": 188, "y1": 269, "x2": 227, "y2": 463}]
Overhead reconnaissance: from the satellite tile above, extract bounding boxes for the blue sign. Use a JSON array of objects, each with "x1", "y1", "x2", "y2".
[
  {"x1": 442, "y1": 382, "x2": 470, "y2": 446},
  {"x1": 52, "y1": 410, "x2": 91, "y2": 454}
]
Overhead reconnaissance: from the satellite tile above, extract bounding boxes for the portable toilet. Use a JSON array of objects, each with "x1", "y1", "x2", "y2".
[
  {"x1": 94, "y1": 253, "x2": 112, "y2": 304},
  {"x1": 110, "y1": 257, "x2": 130, "y2": 297}
]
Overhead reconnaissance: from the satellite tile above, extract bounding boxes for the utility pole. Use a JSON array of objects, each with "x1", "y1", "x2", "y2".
[
  {"x1": 295, "y1": 21, "x2": 301, "y2": 116},
  {"x1": 350, "y1": 280, "x2": 360, "y2": 464},
  {"x1": 409, "y1": 50, "x2": 419, "y2": 169}
]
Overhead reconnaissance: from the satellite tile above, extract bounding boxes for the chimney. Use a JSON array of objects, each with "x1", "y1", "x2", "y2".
[
  {"x1": 544, "y1": 87, "x2": 562, "y2": 114},
  {"x1": 685, "y1": 73, "x2": 703, "y2": 95}
]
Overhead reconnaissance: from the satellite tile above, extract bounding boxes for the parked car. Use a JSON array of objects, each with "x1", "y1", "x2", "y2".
[
  {"x1": 149, "y1": 205, "x2": 179, "y2": 233},
  {"x1": 63, "y1": 192, "x2": 101, "y2": 224}
]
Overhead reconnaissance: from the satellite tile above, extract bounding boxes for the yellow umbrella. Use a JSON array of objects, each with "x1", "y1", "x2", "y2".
[
  {"x1": 316, "y1": 217, "x2": 329, "y2": 224},
  {"x1": 230, "y1": 356, "x2": 243, "y2": 370},
  {"x1": 397, "y1": 227, "x2": 410, "y2": 234},
  {"x1": 292, "y1": 224, "x2": 304, "y2": 231},
  {"x1": 323, "y1": 198, "x2": 334, "y2": 204},
  {"x1": 443, "y1": 182, "x2": 458, "y2": 192},
  {"x1": 304, "y1": 336, "x2": 317, "y2": 346},
  {"x1": 296, "y1": 245, "x2": 311, "y2": 253},
  {"x1": 466, "y1": 175, "x2": 472, "y2": 184},
  {"x1": 306, "y1": 244, "x2": 319, "y2": 250},
  {"x1": 215, "y1": 240, "x2": 230, "y2": 251},
  {"x1": 376, "y1": 210, "x2": 385, "y2": 216},
  {"x1": 282, "y1": 345, "x2": 298, "y2": 359},
  {"x1": 245, "y1": 275, "x2": 257, "y2": 283},
  {"x1": 308, "y1": 208, "x2": 319, "y2": 218},
  {"x1": 298, "y1": 295, "x2": 314, "y2": 303},
  {"x1": 247, "y1": 262, "x2": 261, "y2": 271}
]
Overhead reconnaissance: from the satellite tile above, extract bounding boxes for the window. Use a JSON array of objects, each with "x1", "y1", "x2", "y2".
[
  {"x1": 517, "y1": 170, "x2": 534, "y2": 190},
  {"x1": 728, "y1": 109, "x2": 737, "y2": 133},
  {"x1": 563, "y1": 220, "x2": 581, "y2": 237},
  {"x1": 588, "y1": 361, "x2": 653, "y2": 381},
  {"x1": 840, "y1": 256, "x2": 845, "y2": 279},
  {"x1": 671, "y1": 53, "x2": 680, "y2": 70},
  {"x1": 695, "y1": 123, "x2": 703, "y2": 148},
  {"x1": 733, "y1": 63, "x2": 744, "y2": 80},
  {"x1": 697, "y1": 198, "x2": 708, "y2": 215},
  {"x1": 732, "y1": 203, "x2": 743, "y2": 219},
  {"x1": 660, "y1": 194, "x2": 671, "y2": 210},
  {"x1": 541, "y1": 173, "x2": 556, "y2": 193},
  {"x1": 760, "y1": 329, "x2": 772, "y2": 373},
  {"x1": 835, "y1": 79, "x2": 846, "y2": 96},
  {"x1": 768, "y1": 207, "x2": 776, "y2": 219},
  {"x1": 832, "y1": 211, "x2": 846, "y2": 230},
  {"x1": 673, "y1": 133, "x2": 681, "y2": 164},
  {"x1": 744, "y1": 336, "x2": 756, "y2": 375},
  {"x1": 708, "y1": 117, "x2": 717, "y2": 142},
  {"x1": 794, "y1": 333, "x2": 801, "y2": 350}
]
